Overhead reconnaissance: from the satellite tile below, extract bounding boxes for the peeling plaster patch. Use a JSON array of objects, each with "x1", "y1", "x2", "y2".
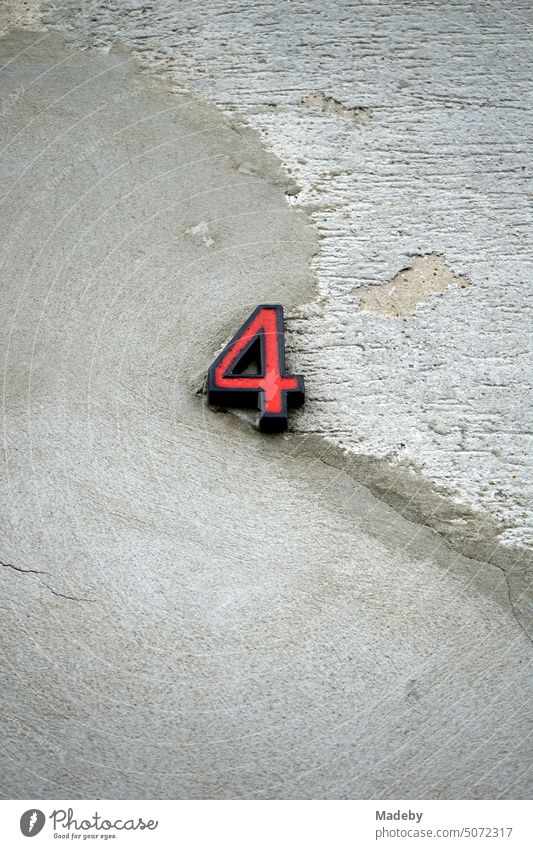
[
  {"x1": 237, "y1": 160, "x2": 259, "y2": 175},
  {"x1": 300, "y1": 92, "x2": 372, "y2": 125},
  {"x1": 186, "y1": 220, "x2": 215, "y2": 247},
  {"x1": 353, "y1": 254, "x2": 470, "y2": 318}
]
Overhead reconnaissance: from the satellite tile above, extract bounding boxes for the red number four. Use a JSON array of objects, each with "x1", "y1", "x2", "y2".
[{"x1": 207, "y1": 304, "x2": 304, "y2": 432}]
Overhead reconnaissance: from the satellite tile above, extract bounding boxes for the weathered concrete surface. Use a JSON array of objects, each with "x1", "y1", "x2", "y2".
[
  {"x1": 24, "y1": 0, "x2": 533, "y2": 649},
  {"x1": 0, "y1": 29, "x2": 531, "y2": 800}
]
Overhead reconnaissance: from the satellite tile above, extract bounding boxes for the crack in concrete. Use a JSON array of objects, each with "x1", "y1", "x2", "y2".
[
  {"x1": 45, "y1": 586, "x2": 95, "y2": 603},
  {"x1": 491, "y1": 563, "x2": 533, "y2": 644},
  {"x1": 2, "y1": 559, "x2": 94, "y2": 603},
  {"x1": 1, "y1": 559, "x2": 47, "y2": 576}
]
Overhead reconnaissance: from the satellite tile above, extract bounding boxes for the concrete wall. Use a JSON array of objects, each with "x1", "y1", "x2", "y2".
[{"x1": 0, "y1": 2, "x2": 531, "y2": 799}]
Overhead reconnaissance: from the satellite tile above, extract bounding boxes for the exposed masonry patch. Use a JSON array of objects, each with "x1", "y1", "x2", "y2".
[
  {"x1": 300, "y1": 93, "x2": 372, "y2": 125},
  {"x1": 353, "y1": 254, "x2": 470, "y2": 318}
]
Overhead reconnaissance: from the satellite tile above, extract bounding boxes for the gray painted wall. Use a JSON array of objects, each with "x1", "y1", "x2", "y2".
[{"x1": 0, "y1": 2, "x2": 531, "y2": 799}]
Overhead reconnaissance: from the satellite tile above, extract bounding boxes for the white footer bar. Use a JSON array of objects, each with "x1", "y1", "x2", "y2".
[{"x1": 1, "y1": 799, "x2": 530, "y2": 848}]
